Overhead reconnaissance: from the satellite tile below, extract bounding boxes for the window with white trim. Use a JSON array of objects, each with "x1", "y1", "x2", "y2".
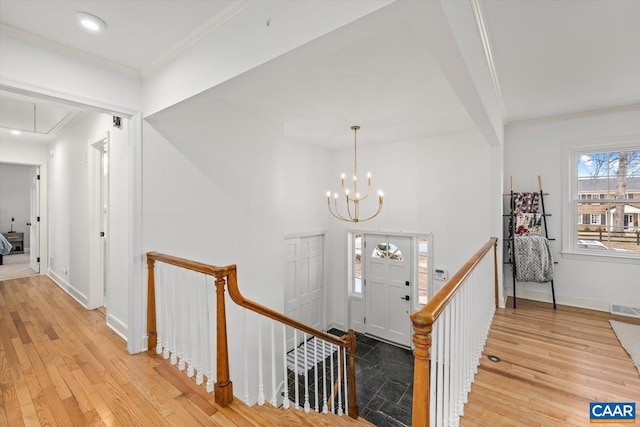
[{"x1": 566, "y1": 142, "x2": 640, "y2": 258}]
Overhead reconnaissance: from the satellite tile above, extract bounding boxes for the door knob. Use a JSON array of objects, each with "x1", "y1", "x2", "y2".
[{"x1": 401, "y1": 295, "x2": 410, "y2": 301}]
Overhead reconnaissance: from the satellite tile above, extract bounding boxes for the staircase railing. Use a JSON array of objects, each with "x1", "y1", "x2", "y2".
[
  {"x1": 146, "y1": 252, "x2": 359, "y2": 419},
  {"x1": 410, "y1": 237, "x2": 499, "y2": 427}
]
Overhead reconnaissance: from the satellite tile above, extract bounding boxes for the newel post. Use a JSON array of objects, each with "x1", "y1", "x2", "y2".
[
  {"x1": 146, "y1": 257, "x2": 157, "y2": 353},
  {"x1": 214, "y1": 271, "x2": 233, "y2": 406},
  {"x1": 346, "y1": 329, "x2": 359, "y2": 419},
  {"x1": 411, "y1": 316, "x2": 433, "y2": 427}
]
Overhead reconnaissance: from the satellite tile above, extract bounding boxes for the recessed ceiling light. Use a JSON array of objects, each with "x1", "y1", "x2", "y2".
[
  {"x1": 76, "y1": 12, "x2": 106, "y2": 33},
  {"x1": 10, "y1": 130, "x2": 21, "y2": 135}
]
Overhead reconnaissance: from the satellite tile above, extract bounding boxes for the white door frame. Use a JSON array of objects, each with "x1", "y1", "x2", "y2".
[
  {"x1": 88, "y1": 132, "x2": 109, "y2": 310},
  {"x1": 29, "y1": 166, "x2": 40, "y2": 273},
  {"x1": 347, "y1": 230, "x2": 433, "y2": 345},
  {"x1": 1, "y1": 85, "x2": 144, "y2": 353}
]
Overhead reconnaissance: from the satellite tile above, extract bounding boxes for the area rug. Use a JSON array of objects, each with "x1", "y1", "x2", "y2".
[
  {"x1": 287, "y1": 337, "x2": 339, "y2": 375},
  {"x1": 610, "y1": 320, "x2": 640, "y2": 376},
  {"x1": 0, "y1": 253, "x2": 37, "y2": 280}
]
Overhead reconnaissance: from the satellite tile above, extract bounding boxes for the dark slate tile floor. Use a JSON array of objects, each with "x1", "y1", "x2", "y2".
[{"x1": 328, "y1": 328, "x2": 413, "y2": 427}]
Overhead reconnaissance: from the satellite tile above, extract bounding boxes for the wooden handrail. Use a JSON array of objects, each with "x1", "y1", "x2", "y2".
[
  {"x1": 410, "y1": 237, "x2": 498, "y2": 325},
  {"x1": 225, "y1": 269, "x2": 348, "y2": 348},
  {"x1": 147, "y1": 251, "x2": 346, "y2": 348},
  {"x1": 146, "y1": 251, "x2": 358, "y2": 418},
  {"x1": 410, "y1": 237, "x2": 499, "y2": 427}
]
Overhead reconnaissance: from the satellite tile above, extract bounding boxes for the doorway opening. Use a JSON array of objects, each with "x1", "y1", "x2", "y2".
[{"x1": 88, "y1": 132, "x2": 109, "y2": 310}]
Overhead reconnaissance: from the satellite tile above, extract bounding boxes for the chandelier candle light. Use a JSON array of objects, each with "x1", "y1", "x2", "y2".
[{"x1": 326, "y1": 125, "x2": 383, "y2": 222}]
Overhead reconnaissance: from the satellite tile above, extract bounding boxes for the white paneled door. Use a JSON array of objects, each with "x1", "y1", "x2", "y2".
[
  {"x1": 284, "y1": 235, "x2": 324, "y2": 348},
  {"x1": 29, "y1": 167, "x2": 40, "y2": 273},
  {"x1": 365, "y1": 235, "x2": 412, "y2": 347}
]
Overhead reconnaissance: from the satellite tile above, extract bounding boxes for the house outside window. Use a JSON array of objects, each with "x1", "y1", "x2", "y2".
[{"x1": 564, "y1": 139, "x2": 640, "y2": 258}]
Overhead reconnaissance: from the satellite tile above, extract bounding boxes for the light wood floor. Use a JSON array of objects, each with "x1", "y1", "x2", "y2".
[
  {"x1": 461, "y1": 298, "x2": 640, "y2": 427},
  {"x1": 3, "y1": 276, "x2": 639, "y2": 426},
  {"x1": 0, "y1": 275, "x2": 372, "y2": 426}
]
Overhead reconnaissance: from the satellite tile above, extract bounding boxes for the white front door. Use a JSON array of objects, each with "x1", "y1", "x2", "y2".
[
  {"x1": 29, "y1": 167, "x2": 40, "y2": 273},
  {"x1": 284, "y1": 235, "x2": 324, "y2": 347},
  {"x1": 365, "y1": 235, "x2": 412, "y2": 347}
]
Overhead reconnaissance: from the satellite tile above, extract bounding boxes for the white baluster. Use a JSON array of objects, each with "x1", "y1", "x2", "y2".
[
  {"x1": 243, "y1": 309, "x2": 249, "y2": 405},
  {"x1": 177, "y1": 268, "x2": 186, "y2": 372},
  {"x1": 162, "y1": 263, "x2": 173, "y2": 359},
  {"x1": 155, "y1": 262, "x2": 163, "y2": 354},
  {"x1": 293, "y1": 329, "x2": 299, "y2": 409},
  {"x1": 186, "y1": 270, "x2": 195, "y2": 377},
  {"x1": 270, "y1": 320, "x2": 277, "y2": 406},
  {"x1": 343, "y1": 346, "x2": 348, "y2": 417},
  {"x1": 313, "y1": 337, "x2": 319, "y2": 412},
  {"x1": 206, "y1": 274, "x2": 215, "y2": 393},
  {"x1": 170, "y1": 265, "x2": 178, "y2": 366},
  {"x1": 282, "y1": 324, "x2": 290, "y2": 409},
  {"x1": 258, "y1": 317, "x2": 265, "y2": 406},
  {"x1": 430, "y1": 316, "x2": 439, "y2": 426},
  {"x1": 322, "y1": 340, "x2": 328, "y2": 414},
  {"x1": 337, "y1": 346, "x2": 343, "y2": 416},
  {"x1": 195, "y1": 273, "x2": 204, "y2": 385},
  {"x1": 443, "y1": 308, "x2": 451, "y2": 426},
  {"x1": 330, "y1": 345, "x2": 335, "y2": 414},
  {"x1": 449, "y1": 292, "x2": 464, "y2": 426},
  {"x1": 303, "y1": 333, "x2": 310, "y2": 412}
]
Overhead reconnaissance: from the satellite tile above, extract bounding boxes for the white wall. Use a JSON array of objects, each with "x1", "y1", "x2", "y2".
[
  {"x1": 504, "y1": 109, "x2": 640, "y2": 311},
  {"x1": 283, "y1": 142, "x2": 331, "y2": 236},
  {"x1": 0, "y1": 163, "x2": 31, "y2": 248},
  {"x1": 326, "y1": 130, "x2": 493, "y2": 328},
  {"x1": 0, "y1": 139, "x2": 49, "y2": 165},
  {"x1": 0, "y1": 33, "x2": 141, "y2": 115},
  {"x1": 143, "y1": 1, "x2": 392, "y2": 116},
  {"x1": 142, "y1": 114, "x2": 286, "y2": 404},
  {"x1": 48, "y1": 112, "x2": 130, "y2": 334}
]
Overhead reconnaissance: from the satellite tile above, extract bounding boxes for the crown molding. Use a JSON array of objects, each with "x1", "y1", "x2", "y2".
[
  {"x1": 471, "y1": 0, "x2": 509, "y2": 126},
  {"x1": 139, "y1": 0, "x2": 255, "y2": 78},
  {"x1": 0, "y1": 23, "x2": 141, "y2": 78},
  {"x1": 507, "y1": 104, "x2": 640, "y2": 128}
]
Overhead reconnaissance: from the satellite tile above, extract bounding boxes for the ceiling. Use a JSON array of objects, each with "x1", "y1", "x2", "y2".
[{"x1": 1, "y1": 0, "x2": 638, "y2": 148}]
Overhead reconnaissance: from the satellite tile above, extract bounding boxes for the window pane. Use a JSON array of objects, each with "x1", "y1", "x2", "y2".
[
  {"x1": 371, "y1": 242, "x2": 403, "y2": 261},
  {"x1": 576, "y1": 201, "x2": 640, "y2": 254},
  {"x1": 354, "y1": 234, "x2": 362, "y2": 294},
  {"x1": 575, "y1": 149, "x2": 640, "y2": 256},
  {"x1": 418, "y1": 239, "x2": 428, "y2": 305}
]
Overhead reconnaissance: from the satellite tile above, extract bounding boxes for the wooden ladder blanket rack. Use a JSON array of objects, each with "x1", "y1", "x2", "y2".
[{"x1": 504, "y1": 176, "x2": 557, "y2": 309}]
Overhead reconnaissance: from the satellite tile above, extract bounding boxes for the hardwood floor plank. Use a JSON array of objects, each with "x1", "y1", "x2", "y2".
[
  {"x1": 4, "y1": 275, "x2": 636, "y2": 426},
  {"x1": 1, "y1": 383, "x2": 24, "y2": 427},
  {"x1": 461, "y1": 298, "x2": 640, "y2": 426}
]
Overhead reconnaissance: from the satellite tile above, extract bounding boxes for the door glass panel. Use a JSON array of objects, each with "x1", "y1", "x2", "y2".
[
  {"x1": 371, "y1": 242, "x2": 403, "y2": 261},
  {"x1": 418, "y1": 239, "x2": 428, "y2": 305},
  {"x1": 354, "y1": 234, "x2": 362, "y2": 294}
]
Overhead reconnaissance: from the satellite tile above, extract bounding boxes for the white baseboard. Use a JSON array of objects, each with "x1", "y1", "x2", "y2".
[
  {"x1": 106, "y1": 312, "x2": 128, "y2": 342},
  {"x1": 48, "y1": 269, "x2": 88, "y2": 308},
  {"x1": 327, "y1": 321, "x2": 345, "y2": 331},
  {"x1": 142, "y1": 335, "x2": 149, "y2": 352},
  {"x1": 506, "y1": 286, "x2": 610, "y2": 312}
]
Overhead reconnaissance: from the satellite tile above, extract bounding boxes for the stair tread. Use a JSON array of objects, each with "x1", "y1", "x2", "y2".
[{"x1": 252, "y1": 403, "x2": 375, "y2": 426}]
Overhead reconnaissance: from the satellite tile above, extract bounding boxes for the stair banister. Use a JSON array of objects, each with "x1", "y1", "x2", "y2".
[
  {"x1": 410, "y1": 237, "x2": 498, "y2": 427},
  {"x1": 146, "y1": 251, "x2": 359, "y2": 419}
]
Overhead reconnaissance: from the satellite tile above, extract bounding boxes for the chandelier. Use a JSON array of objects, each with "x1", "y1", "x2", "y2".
[{"x1": 326, "y1": 125, "x2": 383, "y2": 222}]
